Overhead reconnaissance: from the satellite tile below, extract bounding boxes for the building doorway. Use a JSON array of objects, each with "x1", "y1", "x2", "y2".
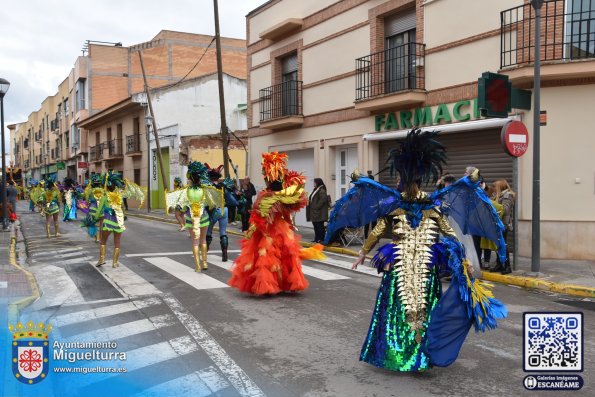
[{"x1": 335, "y1": 146, "x2": 358, "y2": 199}]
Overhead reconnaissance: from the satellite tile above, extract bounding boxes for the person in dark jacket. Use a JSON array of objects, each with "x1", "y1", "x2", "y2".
[
  {"x1": 490, "y1": 179, "x2": 515, "y2": 275},
  {"x1": 240, "y1": 177, "x2": 256, "y2": 232},
  {"x1": 6, "y1": 181, "x2": 18, "y2": 214},
  {"x1": 307, "y1": 178, "x2": 330, "y2": 243}
]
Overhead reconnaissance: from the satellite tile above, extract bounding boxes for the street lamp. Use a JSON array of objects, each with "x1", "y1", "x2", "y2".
[
  {"x1": 145, "y1": 114, "x2": 153, "y2": 213},
  {"x1": 0, "y1": 77, "x2": 10, "y2": 230}
]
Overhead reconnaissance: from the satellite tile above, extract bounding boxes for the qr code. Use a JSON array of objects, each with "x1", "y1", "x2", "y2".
[{"x1": 524, "y1": 313, "x2": 582, "y2": 372}]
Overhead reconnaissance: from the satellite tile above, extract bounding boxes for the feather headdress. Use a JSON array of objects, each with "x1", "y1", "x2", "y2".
[
  {"x1": 205, "y1": 163, "x2": 224, "y2": 181},
  {"x1": 63, "y1": 177, "x2": 75, "y2": 188},
  {"x1": 104, "y1": 171, "x2": 124, "y2": 188},
  {"x1": 90, "y1": 173, "x2": 103, "y2": 187},
  {"x1": 186, "y1": 161, "x2": 210, "y2": 185},
  {"x1": 284, "y1": 170, "x2": 305, "y2": 187},
  {"x1": 43, "y1": 178, "x2": 55, "y2": 189},
  {"x1": 261, "y1": 151, "x2": 288, "y2": 183},
  {"x1": 387, "y1": 129, "x2": 447, "y2": 188}
]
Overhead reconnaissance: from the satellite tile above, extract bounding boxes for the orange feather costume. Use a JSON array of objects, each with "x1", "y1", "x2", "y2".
[{"x1": 228, "y1": 152, "x2": 324, "y2": 295}]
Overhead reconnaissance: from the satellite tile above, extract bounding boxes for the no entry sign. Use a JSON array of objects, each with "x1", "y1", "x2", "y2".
[{"x1": 501, "y1": 120, "x2": 529, "y2": 157}]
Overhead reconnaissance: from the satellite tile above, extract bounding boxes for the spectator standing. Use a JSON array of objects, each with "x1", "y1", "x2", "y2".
[
  {"x1": 490, "y1": 179, "x2": 515, "y2": 274},
  {"x1": 307, "y1": 178, "x2": 329, "y2": 243},
  {"x1": 480, "y1": 185, "x2": 503, "y2": 269},
  {"x1": 240, "y1": 177, "x2": 256, "y2": 232},
  {"x1": 7, "y1": 181, "x2": 18, "y2": 214}
]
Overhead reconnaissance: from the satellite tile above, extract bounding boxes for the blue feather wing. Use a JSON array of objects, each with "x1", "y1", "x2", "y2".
[
  {"x1": 432, "y1": 176, "x2": 507, "y2": 263},
  {"x1": 324, "y1": 179, "x2": 401, "y2": 244}
]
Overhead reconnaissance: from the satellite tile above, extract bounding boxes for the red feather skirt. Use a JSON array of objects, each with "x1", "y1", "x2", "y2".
[{"x1": 228, "y1": 209, "x2": 309, "y2": 295}]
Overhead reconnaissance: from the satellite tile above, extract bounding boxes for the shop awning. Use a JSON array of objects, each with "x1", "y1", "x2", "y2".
[{"x1": 362, "y1": 116, "x2": 521, "y2": 141}]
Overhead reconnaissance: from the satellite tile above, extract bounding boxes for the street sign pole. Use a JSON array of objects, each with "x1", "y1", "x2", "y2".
[{"x1": 531, "y1": 0, "x2": 544, "y2": 275}]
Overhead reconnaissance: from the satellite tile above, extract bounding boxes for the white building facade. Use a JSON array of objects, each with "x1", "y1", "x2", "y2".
[{"x1": 246, "y1": 0, "x2": 595, "y2": 259}]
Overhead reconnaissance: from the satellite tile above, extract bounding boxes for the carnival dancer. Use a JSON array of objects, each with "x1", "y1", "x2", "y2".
[
  {"x1": 327, "y1": 129, "x2": 507, "y2": 371},
  {"x1": 35, "y1": 179, "x2": 61, "y2": 238},
  {"x1": 204, "y1": 164, "x2": 237, "y2": 262},
  {"x1": 62, "y1": 178, "x2": 79, "y2": 221},
  {"x1": 82, "y1": 174, "x2": 105, "y2": 243},
  {"x1": 170, "y1": 177, "x2": 187, "y2": 231},
  {"x1": 228, "y1": 152, "x2": 325, "y2": 295},
  {"x1": 90, "y1": 171, "x2": 145, "y2": 268},
  {"x1": 166, "y1": 162, "x2": 223, "y2": 272},
  {"x1": 28, "y1": 180, "x2": 40, "y2": 212}
]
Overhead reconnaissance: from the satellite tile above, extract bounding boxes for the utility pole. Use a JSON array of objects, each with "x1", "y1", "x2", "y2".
[
  {"x1": 213, "y1": 0, "x2": 231, "y2": 178},
  {"x1": 530, "y1": 0, "x2": 543, "y2": 275},
  {"x1": 138, "y1": 51, "x2": 168, "y2": 195}
]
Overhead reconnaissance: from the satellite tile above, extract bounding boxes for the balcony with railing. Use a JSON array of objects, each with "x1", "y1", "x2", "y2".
[
  {"x1": 259, "y1": 80, "x2": 303, "y2": 130},
  {"x1": 354, "y1": 42, "x2": 426, "y2": 112},
  {"x1": 89, "y1": 144, "x2": 104, "y2": 162},
  {"x1": 108, "y1": 139, "x2": 123, "y2": 158},
  {"x1": 126, "y1": 134, "x2": 142, "y2": 156},
  {"x1": 501, "y1": 0, "x2": 595, "y2": 84}
]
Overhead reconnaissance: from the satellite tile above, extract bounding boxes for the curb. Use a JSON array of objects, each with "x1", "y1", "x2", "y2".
[
  {"x1": 7, "y1": 223, "x2": 41, "y2": 325},
  {"x1": 127, "y1": 212, "x2": 595, "y2": 298},
  {"x1": 481, "y1": 272, "x2": 595, "y2": 299}
]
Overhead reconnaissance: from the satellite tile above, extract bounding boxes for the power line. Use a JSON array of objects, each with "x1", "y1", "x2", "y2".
[{"x1": 165, "y1": 37, "x2": 217, "y2": 90}]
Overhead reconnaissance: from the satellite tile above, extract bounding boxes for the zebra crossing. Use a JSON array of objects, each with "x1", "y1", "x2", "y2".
[
  {"x1": 17, "y1": 212, "x2": 378, "y2": 396},
  {"x1": 24, "y1": 293, "x2": 263, "y2": 397},
  {"x1": 26, "y1": 234, "x2": 369, "y2": 303}
]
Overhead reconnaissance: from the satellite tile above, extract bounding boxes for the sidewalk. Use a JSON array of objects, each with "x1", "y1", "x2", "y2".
[{"x1": 127, "y1": 208, "x2": 595, "y2": 298}]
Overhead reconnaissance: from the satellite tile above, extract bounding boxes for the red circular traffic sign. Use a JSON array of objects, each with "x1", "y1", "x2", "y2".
[{"x1": 501, "y1": 120, "x2": 529, "y2": 157}]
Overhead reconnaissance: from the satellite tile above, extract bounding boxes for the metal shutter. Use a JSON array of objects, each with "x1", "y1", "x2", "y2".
[
  {"x1": 378, "y1": 129, "x2": 514, "y2": 190},
  {"x1": 282, "y1": 53, "x2": 298, "y2": 74},
  {"x1": 384, "y1": 9, "x2": 416, "y2": 38}
]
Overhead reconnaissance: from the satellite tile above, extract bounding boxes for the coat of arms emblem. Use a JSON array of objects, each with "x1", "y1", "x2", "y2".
[{"x1": 9, "y1": 321, "x2": 53, "y2": 385}]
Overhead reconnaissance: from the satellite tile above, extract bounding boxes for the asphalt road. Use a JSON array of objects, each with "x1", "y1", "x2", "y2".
[{"x1": 14, "y1": 210, "x2": 595, "y2": 397}]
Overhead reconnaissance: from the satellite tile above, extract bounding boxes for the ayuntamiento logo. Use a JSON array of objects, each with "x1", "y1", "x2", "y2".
[{"x1": 9, "y1": 321, "x2": 53, "y2": 385}]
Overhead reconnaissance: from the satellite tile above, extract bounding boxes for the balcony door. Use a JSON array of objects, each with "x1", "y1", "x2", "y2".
[
  {"x1": 281, "y1": 53, "x2": 298, "y2": 117},
  {"x1": 385, "y1": 9, "x2": 417, "y2": 94},
  {"x1": 565, "y1": 0, "x2": 595, "y2": 59}
]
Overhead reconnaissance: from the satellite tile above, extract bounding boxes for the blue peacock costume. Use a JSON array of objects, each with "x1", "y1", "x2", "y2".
[
  {"x1": 62, "y1": 178, "x2": 79, "y2": 221},
  {"x1": 326, "y1": 129, "x2": 507, "y2": 372}
]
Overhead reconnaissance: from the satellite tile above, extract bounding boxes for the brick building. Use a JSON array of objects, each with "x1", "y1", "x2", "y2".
[
  {"x1": 246, "y1": 0, "x2": 595, "y2": 260},
  {"x1": 12, "y1": 30, "x2": 247, "y2": 208}
]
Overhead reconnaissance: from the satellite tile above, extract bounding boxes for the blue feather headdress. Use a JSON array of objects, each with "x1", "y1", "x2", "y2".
[
  {"x1": 90, "y1": 173, "x2": 103, "y2": 187},
  {"x1": 187, "y1": 161, "x2": 210, "y2": 186},
  {"x1": 387, "y1": 129, "x2": 447, "y2": 189},
  {"x1": 105, "y1": 171, "x2": 123, "y2": 188}
]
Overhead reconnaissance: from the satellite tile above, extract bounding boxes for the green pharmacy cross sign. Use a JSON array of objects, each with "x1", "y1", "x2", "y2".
[
  {"x1": 477, "y1": 72, "x2": 531, "y2": 118},
  {"x1": 478, "y1": 72, "x2": 512, "y2": 118}
]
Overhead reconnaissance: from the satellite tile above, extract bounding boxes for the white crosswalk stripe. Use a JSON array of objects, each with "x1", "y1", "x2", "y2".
[
  {"x1": 126, "y1": 250, "x2": 241, "y2": 258},
  {"x1": 32, "y1": 256, "x2": 94, "y2": 265},
  {"x1": 49, "y1": 295, "x2": 254, "y2": 396},
  {"x1": 38, "y1": 250, "x2": 89, "y2": 259},
  {"x1": 143, "y1": 257, "x2": 229, "y2": 290},
  {"x1": 68, "y1": 336, "x2": 201, "y2": 390},
  {"x1": 65, "y1": 314, "x2": 177, "y2": 342},
  {"x1": 207, "y1": 254, "x2": 351, "y2": 281},
  {"x1": 53, "y1": 297, "x2": 162, "y2": 327},
  {"x1": 34, "y1": 264, "x2": 85, "y2": 306},
  {"x1": 90, "y1": 260, "x2": 162, "y2": 297},
  {"x1": 313, "y1": 256, "x2": 382, "y2": 277},
  {"x1": 31, "y1": 247, "x2": 84, "y2": 257}
]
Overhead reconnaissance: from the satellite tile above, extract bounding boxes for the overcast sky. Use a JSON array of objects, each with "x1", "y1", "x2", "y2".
[{"x1": 0, "y1": 0, "x2": 265, "y2": 155}]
